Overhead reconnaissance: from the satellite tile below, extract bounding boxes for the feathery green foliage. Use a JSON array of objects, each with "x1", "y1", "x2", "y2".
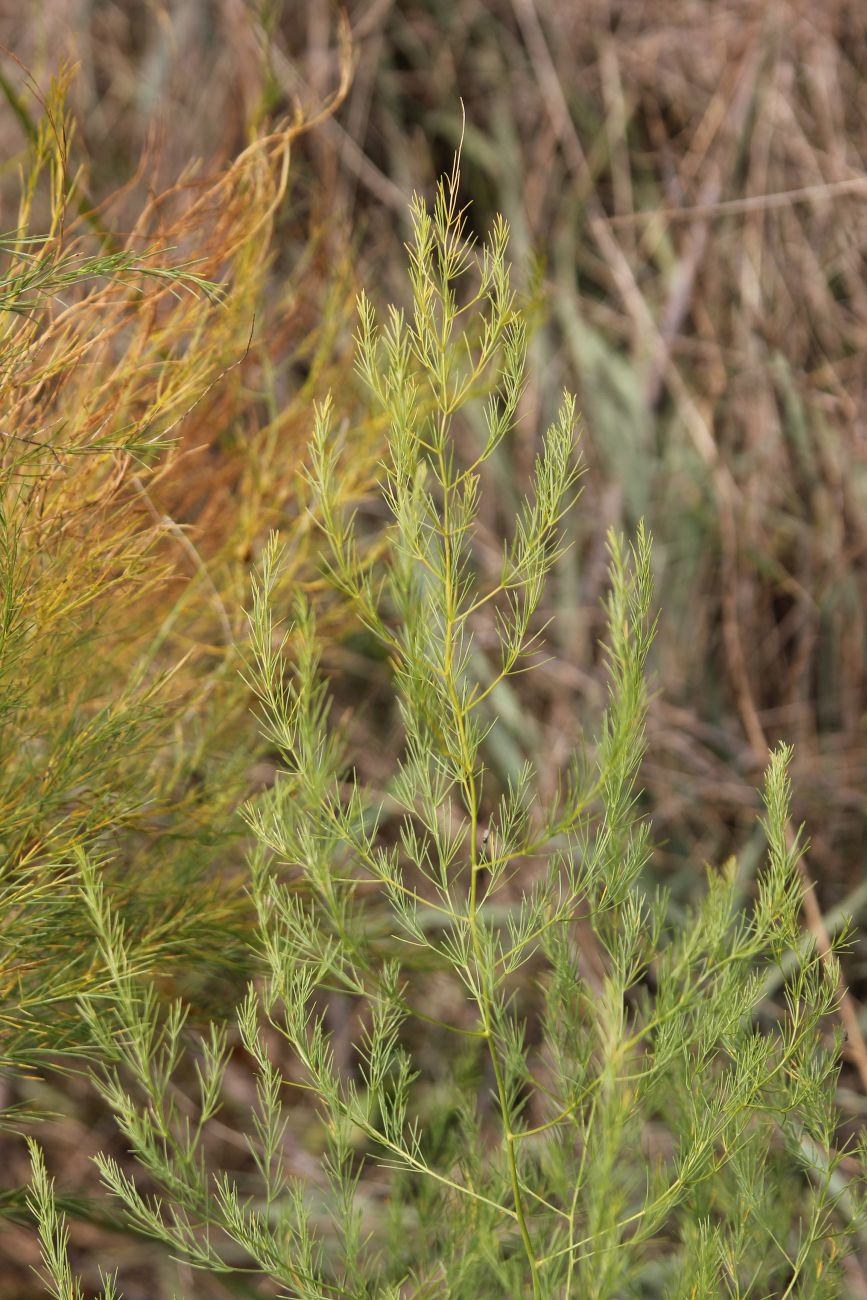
[{"x1": 37, "y1": 166, "x2": 867, "y2": 1298}]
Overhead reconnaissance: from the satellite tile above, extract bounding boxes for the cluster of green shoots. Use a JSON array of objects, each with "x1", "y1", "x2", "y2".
[{"x1": 27, "y1": 163, "x2": 867, "y2": 1298}]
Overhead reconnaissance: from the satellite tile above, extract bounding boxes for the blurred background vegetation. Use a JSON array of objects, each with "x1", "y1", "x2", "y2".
[{"x1": 1, "y1": 0, "x2": 866, "y2": 1294}]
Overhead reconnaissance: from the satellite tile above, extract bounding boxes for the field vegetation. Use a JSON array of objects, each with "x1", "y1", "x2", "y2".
[{"x1": 2, "y1": 2, "x2": 867, "y2": 1295}]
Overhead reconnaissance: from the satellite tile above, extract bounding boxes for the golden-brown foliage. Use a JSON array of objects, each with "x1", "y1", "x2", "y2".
[{"x1": 0, "y1": 39, "x2": 380, "y2": 1081}]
